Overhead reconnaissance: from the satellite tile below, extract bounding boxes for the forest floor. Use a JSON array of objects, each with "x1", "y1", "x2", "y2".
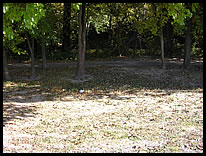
[{"x1": 3, "y1": 57, "x2": 203, "y2": 153}]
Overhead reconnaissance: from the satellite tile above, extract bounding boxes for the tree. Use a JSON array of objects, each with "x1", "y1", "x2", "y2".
[
  {"x1": 3, "y1": 3, "x2": 45, "y2": 80},
  {"x1": 76, "y1": 3, "x2": 86, "y2": 80},
  {"x1": 3, "y1": 48, "x2": 12, "y2": 81},
  {"x1": 35, "y1": 3, "x2": 58, "y2": 70},
  {"x1": 41, "y1": 38, "x2": 47, "y2": 70},
  {"x1": 167, "y1": 3, "x2": 199, "y2": 68},
  {"x1": 163, "y1": 17, "x2": 174, "y2": 58},
  {"x1": 141, "y1": 3, "x2": 169, "y2": 69},
  {"x1": 160, "y1": 27, "x2": 166, "y2": 69},
  {"x1": 134, "y1": 3, "x2": 195, "y2": 68},
  {"x1": 25, "y1": 32, "x2": 36, "y2": 79},
  {"x1": 62, "y1": 3, "x2": 71, "y2": 55},
  {"x1": 184, "y1": 15, "x2": 192, "y2": 68},
  {"x1": 23, "y1": 4, "x2": 46, "y2": 79},
  {"x1": 183, "y1": 3, "x2": 194, "y2": 68}
]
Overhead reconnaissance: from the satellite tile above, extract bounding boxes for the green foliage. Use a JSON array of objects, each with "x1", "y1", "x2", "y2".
[
  {"x1": 134, "y1": 3, "x2": 194, "y2": 36},
  {"x1": 191, "y1": 3, "x2": 203, "y2": 57},
  {"x1": 23, "y1": 3, "x2": 45, "y2": 32},
  {"x1": 34, "y1": 3, "x2": 57, "y2": 47},
  {"x1": 3, "y1": 3, "x2": 45, "y2": 40},
  {"x1": 167, "y1": 3, "x2": 192, "y2": 25},
  {"x1": 87, "y1": 3, "x2": 110, "y2": 34},
  {"x1": 72, "y1": 3, "x2": 82, "y2": 11},
  {"x1": 4, "y1": 32, "x2": 28, "y2": 55},
  {"x1": 3, "y1": 3, "x2": 46, "y2": 56},
  {"x1": 4, "y1": 3, "x2": 203, "y2": 61}
]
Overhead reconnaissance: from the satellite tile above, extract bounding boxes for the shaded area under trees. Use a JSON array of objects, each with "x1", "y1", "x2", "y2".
[{"x1": 3, "y1": 3, "x2": 203, "y2": 81}]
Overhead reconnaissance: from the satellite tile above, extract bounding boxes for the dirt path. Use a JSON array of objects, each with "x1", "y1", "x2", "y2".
[{"x1": 8, "y1": 57, "x2": 203, "y2": 69}]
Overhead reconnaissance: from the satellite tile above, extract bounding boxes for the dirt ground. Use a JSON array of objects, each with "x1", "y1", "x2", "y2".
[{"x1": 3, "y1": 57, "x2": 203, "y2": 153}]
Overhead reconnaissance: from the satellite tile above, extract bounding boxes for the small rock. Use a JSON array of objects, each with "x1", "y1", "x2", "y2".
[{"x1": 79, "y1": 89, "x2": 84, "y2": 93}]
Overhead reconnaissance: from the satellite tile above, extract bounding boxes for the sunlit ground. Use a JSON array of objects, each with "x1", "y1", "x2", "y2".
[{"x1": 3, "y1": 57, "x2": 203, "y2": 153}]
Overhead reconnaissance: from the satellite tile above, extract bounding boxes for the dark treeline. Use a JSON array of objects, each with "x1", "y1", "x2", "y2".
[{"x1": 3, "y1": 3, "x2": 203, "y2": 80}]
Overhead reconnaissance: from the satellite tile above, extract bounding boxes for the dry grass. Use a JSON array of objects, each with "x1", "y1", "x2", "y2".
[{"x1": 3, "y1": 57, "x2": 203, "y2": 153}]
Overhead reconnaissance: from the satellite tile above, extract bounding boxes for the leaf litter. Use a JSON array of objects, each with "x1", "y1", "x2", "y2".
[{"x1": 3, "y1": 57, "x2": 203, "y2": 153}]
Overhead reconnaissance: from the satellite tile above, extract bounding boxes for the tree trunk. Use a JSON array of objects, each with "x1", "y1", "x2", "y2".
[
  {"x1": 109, "y1": 15, "x2": 113, "y2": 55},
  {"x1": 3, "y1": 47, "x2": 12, "y2": 81},
  {"x1": 184, "y1": 17, "x2": 192, "y2": 68},
  {"x1": 160, "y1": 27, "x2": 166, "y2": 69},
  {"x1": 134, "y1": 36, "x2": 137, "y2": 54},
  {"x1": 118, "y1": 26, "x2": 121, "y2": 56},
  {"x1": 62, "y1": 3, "x2": 71, "y2": 55},
  {"x1": 25, "y1": 32, "x2": 36, "y2": 79},
  {"x1": 31, "y1": 38, "x2": 35, "y2": 79},
  {"x1": 76, "y1": 3, "x2": 86, "y2": 80},
  {"x1": 139, "y1": 35, "x2": 142, "y2": 49},
  {"x1": 86, "y1": 7, "x2": 90, "y2": 50},
  {"x1": 108, "y1": 7, "x2": 113, "y2": 55},
  {"x1": 41, "y1": 38, "x2": 47, "y2": 70},
  {"x1": 164, "y1": 18, "x2": 174, "y2": 58}
]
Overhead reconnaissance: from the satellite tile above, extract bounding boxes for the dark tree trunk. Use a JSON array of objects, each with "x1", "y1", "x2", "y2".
[
  {"x1": 3, "y1": 47, "x2": 12, "y2": 81},
  {"x1": 117, "y1": 23, "x2": 121, "y2": 56},
  {"x1": 76, "y1": 3, "x2": 86, "y2": 80},
  {"x1": 184, "y1": 17, "x2": 192, "y2": 68},
  {"x1": 164, "y1": 18, "x2": 174, "y2": 58},
  {"x1": 25, "y1": 32, "x2": 36, "y2": 79},
  {"x1": 31, "y1": 38, "x2": 35, "y2": 79},
  {"x1": 62, "y1": 3, "x2": 71, "y2": 54},
  {"x1": 109, "y1": 15, "x2": 113, "y2": 54},
  {"x1": 139, "y1": 35, "x2": 142, "y2": 49},
  {"x1": 134, "y1": 36, "x2": 137, "y2": 54},
  {"x1": 108, "y1": 5, "x2": 113, "y2": 54},
  {"x1": 161, "y1": 27, "x2": 166, "y2": 69},
  {"x1": 50, "y1": 40, "x2": 55, "y2": 60},
  {"x1": 41, "y1": 38, "x2": 47, "y2": 70},
  {"x1": 86, "y1": 7, "x2": 90, "y2": 50}
]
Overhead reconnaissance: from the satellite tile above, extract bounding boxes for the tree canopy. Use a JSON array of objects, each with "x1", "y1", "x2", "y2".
[{"x1": 3, "y1": 3, "x2": 203, "y2": 70}]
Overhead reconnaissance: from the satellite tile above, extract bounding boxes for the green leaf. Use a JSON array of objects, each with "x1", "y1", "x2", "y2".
[{"x1": 72, "y1": 3, "x2": 82, "y2": 11}]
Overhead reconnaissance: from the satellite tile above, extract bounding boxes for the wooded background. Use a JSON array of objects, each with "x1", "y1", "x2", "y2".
[{"x1": 3, "y1": 3, "x2": 203, "y2": 80}]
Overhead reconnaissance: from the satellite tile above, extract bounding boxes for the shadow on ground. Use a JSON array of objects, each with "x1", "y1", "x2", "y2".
[
  {"x1": 3, "y1": 57, "x2": 203, "y2": 126},
  {"x1": 3, "y1": 102, "x2": 39, "y2": 126}
]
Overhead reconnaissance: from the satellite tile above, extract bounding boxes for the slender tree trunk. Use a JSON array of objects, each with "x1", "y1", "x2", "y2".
[
  {"x1": 41, "y1": 38, "x2": 47, "y2": 70},
  {"x1": 139, "y1": 5, "x2": 144, "y2": 50},
  {"x1": 139, "y1": 35, "x2": 142, "y2": 49},
  {"x1": 50, "y1": 40, "x2": 55, "y2": 60},
  {"x1": 161, "y1": 27, "x2": 166, "y2": 69},
  {"x1": 184, "y1": 17, "x2": 192, "y2": 68},
  {"x1": 86, "y1": 7, "x2": 90, "y2": 50},
  {"x1": 134, "y1": 36, "x2": 137, "y2": 54},
  {"x1": 3, "y1": 47, "x2": 12, "y2": 81},
  {"x1": 118, "y1": 26, "x2": 121, "y2": 56},
  {"x1": 76, "y1": 3, "x2": 86, "y2": 80},
  {"x1": 25, "y1": 32, "x2": 36, "y2": 79},
  {"x1": 62, "y1": 3, "x2": 71, "y2": 55},
  {"x1": 86, "y1": 23, "x2": 90, "y2": 50},
  {"x1": 31, "y1": 38, "x2": 35, "y2": 79},
  {"x1": 163, "y1": 17, "x2": 174, "y2": 58},
  {"x1": 108, "y1": 12, "x2": 113, "y2": 55}
]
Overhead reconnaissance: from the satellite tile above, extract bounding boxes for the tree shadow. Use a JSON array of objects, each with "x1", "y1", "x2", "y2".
[
  {"x1": 3, "y1": 102, "x2": 39, "y2": 126},
  {"x1": 3, "y1": 57, "x2": 203, "y2": 119}
]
